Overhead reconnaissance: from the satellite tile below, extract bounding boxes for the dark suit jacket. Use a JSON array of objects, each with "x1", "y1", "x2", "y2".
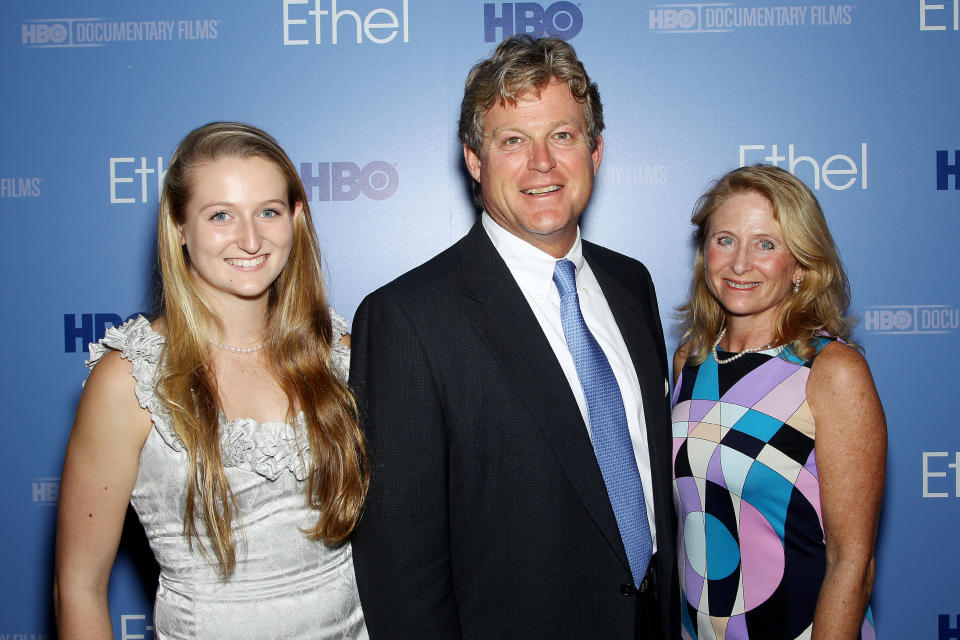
[{"x1": 350, "y1": 222, "x2": 678, "y2": 639}]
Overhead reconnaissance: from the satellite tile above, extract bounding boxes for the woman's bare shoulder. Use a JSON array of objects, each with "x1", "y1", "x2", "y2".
[{"x1": 672, "y1": 341, "x2": 693, "y2": 385}]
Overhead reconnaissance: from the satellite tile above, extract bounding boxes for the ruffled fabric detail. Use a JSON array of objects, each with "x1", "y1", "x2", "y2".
[
  {"x1": 221, "y1": 415, "x2": 310, "y2": 481},
  {"x1": 329, "y1": 308, "x2": 350, "y2": 380},
  {"x1": 86, "y1": 308, "x2": 351, "y2": 481}
]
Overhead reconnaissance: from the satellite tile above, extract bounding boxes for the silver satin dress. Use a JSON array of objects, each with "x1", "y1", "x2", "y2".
[{"x1": 87, "y1": 311, "x2": 367, "y2": 640}]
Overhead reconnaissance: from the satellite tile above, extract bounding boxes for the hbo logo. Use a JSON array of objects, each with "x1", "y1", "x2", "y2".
[
  {"x1": 22, "y1": 21, "x2": 69, "y2": 45},
  {"x1": 299, "y1": 161, "x2": 399, "y2": 202},
  {"x1": 33, "y1": 478, "x2": 60, "y2": 504},
  {"x1": 863, "y1": 309, "x2": 912, "y2": 332},
  {"x1": 649, "y1": 8, "x2": 698, "y2": 30},
  {"x1": 484, "y1": 2, "x2": 584, "y2": 42},
  {"x1": 864, "y1": 305, "x2": 959, "y2": 334}
]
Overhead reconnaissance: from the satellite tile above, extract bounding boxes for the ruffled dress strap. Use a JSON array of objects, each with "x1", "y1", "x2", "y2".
[
  {"x1": 86, "y1": 315, "x2": 184, "y2": 452},
  {"x1": 329, "y1": 306, "x2": 350, "y2": 380},
  {"x1": 86, "y1": 310, "x2": 351, "y2": 481}
]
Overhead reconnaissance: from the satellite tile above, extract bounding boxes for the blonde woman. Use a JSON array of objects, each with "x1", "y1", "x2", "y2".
[
  {"x1": 672, "y1": 165, "x2": 884, "y2": 639},
  {"x1": 54, "y1": 122, "x2": 368, "y2": 639}
]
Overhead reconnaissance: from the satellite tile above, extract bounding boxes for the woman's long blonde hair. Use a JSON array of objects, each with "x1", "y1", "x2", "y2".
[
  {"x1": 155, "y1": 122, "x2": 368, "y2": 575},
  {"x1": 676, "y1": 164, "x2": 855, "y2": 366}
]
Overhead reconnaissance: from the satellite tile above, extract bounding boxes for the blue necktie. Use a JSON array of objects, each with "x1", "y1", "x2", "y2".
[{"x1": 553, "y1": 259, "x2": 653, "y2": 585}]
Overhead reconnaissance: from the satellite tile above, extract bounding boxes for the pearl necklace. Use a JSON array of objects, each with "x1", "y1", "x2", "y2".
[
  {"x1": 711, "y1": 327, "x2": 772, "y2": 365},
  {"x1": 208, "y1": 338, "x2": 263, "y2": 354}
]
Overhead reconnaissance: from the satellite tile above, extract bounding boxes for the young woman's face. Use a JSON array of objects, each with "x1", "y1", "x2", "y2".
[{"x1": 178, "y1": 155, "x2": 300, "y2": 308}]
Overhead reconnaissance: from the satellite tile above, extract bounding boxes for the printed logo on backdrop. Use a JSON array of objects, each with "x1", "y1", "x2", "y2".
[
  {"x1": 32, "y1": 477, "x2": 60, "y2": 505},
  {"x1": 483, "y1": 2, "x2": 583, "y2": 42},
  {"x1": 0, "y1": 633, "x2": 52, "y2": 640},
  {"x1": 863, "y1": 305, "x2": 959, "y2": 335},
  {"x1": 108, "y1": 157, "x2": 398, "y2": 203},
  {"x1": 1, "y1": 177, "x2": 42, "y2": 198},
  {"x1": 649, "y1": 3, "x2": 854, "y2": 33},
  {"x1": 739, "y1": 142, "x2": 868, "y2": 190},
  {"x1": 300, "y1": 162, "x2": 399, "y2": 201},
  {"x1": 940, "y1": 615, "x2": 960, "y2": 639},
  {"x1": 283, "y1": 0, "x2": 410, "y2": 45},
  {"x1": 121, "y1": 614, "x2": 155, "y2": 640},
  {"x1": 21, "y1": 17, "x2": 220, "y2": 48},
  {"x1": 937, "y1": 150, "x2": 960, "y2": 190},
  {"x1": 922, "y1": 452, "x2": 960, "y2": 498},
  {"x1": 65, "y1": 313, "x2": 145, "y2": 353},
  {"x1": 598, "y1": 164, "x2": 670, "y2": 187},
  {"x1": 921, "y1": 0, "x2": 960, "y2": 31},
  {"x1": 110, "y1": 156, "x2": 167, "y2": 204}
]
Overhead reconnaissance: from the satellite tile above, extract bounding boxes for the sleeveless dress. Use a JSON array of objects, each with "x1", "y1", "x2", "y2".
[
  {"x1": 671, "y1": 338, "x2": 875, "y2": 640},
  {"x1": 87, "y1": 310, "x2": 367, "y2": 640}
]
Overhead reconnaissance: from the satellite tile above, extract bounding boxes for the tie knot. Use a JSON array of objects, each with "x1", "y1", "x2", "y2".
[{"x1": 553, "y1": 259, "x2": 578, "y2": 297}]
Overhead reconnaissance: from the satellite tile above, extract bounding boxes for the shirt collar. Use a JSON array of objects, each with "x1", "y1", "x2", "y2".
[{"x1": 481, "y1": 211, "x2": 584, "y2": 298}]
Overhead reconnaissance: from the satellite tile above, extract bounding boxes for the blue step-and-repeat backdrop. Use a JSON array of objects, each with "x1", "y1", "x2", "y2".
[{"x1": 2, "y1": 1, "x2": 958, "y2": 638}]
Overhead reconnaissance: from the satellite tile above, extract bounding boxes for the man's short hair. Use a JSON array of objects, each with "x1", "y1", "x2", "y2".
[{"x1": 458, "y1": 35, "x2": 604, "y2": 156}]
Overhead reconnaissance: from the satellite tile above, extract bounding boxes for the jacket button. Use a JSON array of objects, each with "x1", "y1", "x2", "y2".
[{"x1": 620, "y1": 583, "x2": 637, "y2": 597}]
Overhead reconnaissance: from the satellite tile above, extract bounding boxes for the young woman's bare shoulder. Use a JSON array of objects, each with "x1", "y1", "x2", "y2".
[
  {"x1": 80, "y1": 350, "x2": 151, "y2": 445},
  {"x1": 86, "y1": 349, "x2": 136, "y2": 393}
]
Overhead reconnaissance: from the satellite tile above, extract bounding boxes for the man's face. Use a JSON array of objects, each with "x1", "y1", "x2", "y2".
[{"x1": 464, "y1": 79, "x2": 603, "y2": 258}]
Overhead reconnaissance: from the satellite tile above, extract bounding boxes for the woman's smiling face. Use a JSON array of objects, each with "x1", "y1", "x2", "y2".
[
  {"x1": 704, "y1": 190, "x2": 804, "y2": 332},
  {"x1": 178, "y1": 155, "x2": 300, "y2": 309}
]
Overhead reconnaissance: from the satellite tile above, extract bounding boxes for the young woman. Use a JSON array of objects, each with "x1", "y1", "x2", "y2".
[{"x1": 54, "y1": 122, "x2": 368, "y2": 639}]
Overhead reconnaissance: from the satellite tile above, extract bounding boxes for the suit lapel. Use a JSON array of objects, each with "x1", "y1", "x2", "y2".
[{"x1": 456, "y1": 224, "x2": 630, "y2": 572}]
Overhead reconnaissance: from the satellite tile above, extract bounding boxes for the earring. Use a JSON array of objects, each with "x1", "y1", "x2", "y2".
[{"x1": 792, "y1": 279, "x2": 802, "y2": 294}]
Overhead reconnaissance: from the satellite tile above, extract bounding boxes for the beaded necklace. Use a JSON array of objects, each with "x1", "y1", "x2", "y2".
[{"x1": 710, "y1": 327, "x2": 773, "y2": 365}]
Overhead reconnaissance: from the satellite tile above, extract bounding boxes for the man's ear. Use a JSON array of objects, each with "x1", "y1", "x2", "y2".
[
  {"x1": 591, "y1": 134, "x2": 604, "y2": 175},
  {"x1": 463, "y1": 143, "x2": 482, "y2": 182}
]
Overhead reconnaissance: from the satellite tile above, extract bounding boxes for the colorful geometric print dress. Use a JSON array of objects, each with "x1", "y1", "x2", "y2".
[{"x1": 671, "y1": 337, "x2": 875, "y2": 640}]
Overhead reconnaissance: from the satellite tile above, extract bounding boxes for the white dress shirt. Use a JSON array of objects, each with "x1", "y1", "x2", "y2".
[{"x1": 482, "y1": 213, "x2": 657, "y2": 550}]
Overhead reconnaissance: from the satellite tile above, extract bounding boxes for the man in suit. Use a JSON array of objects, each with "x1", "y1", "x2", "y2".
[{"x1": 350, "y1": 35, "x2": 678, "y2": 639}]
